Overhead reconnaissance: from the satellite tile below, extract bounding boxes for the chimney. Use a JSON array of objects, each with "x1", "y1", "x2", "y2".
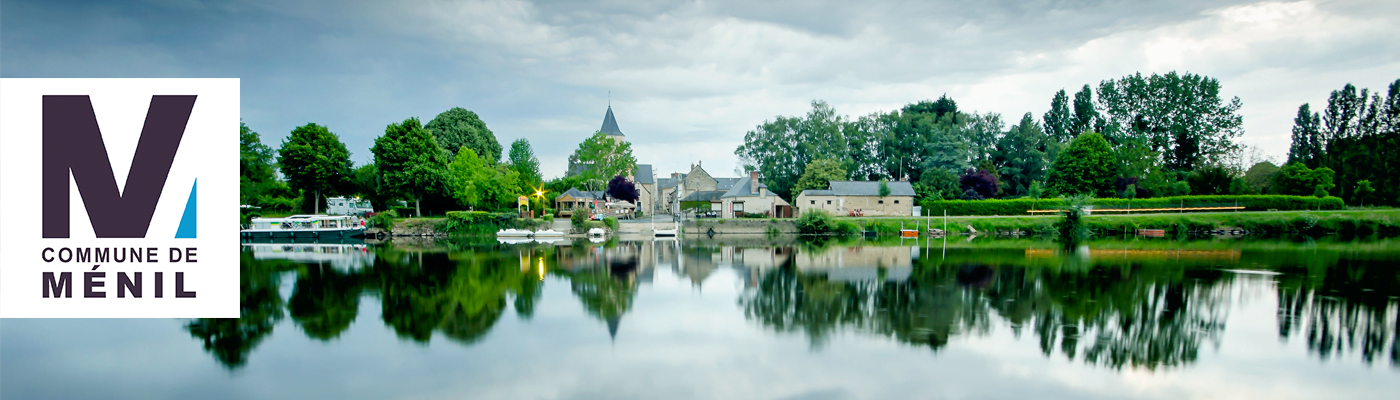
[{"x1": 750, "y1": 171, "x2": 760, "y2": 195}]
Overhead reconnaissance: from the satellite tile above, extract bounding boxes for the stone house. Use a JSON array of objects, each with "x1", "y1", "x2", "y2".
[{"x1": 796, "y1": 181, "x2": 916, "y2": 217}]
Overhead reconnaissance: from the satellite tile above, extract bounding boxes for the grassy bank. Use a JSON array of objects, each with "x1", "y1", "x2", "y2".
[{"x1": 845, "y1": 210, "x2": 1400, "y2": 237}]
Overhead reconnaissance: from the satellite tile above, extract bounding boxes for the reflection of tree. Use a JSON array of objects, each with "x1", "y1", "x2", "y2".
[
  {"x1": 742, "y1": 251, "x2": 1234, "y2": 369},
  {"x1": 1276, "y1": 259, "x2": 1399, "y2": 366},
  {"x1": 185, "y1": 253, "x2": 289, "y2": 369},
  {"x1": 375, "y1": 251, "x2": 534, "y2": 346},
  {"x1": 289, "y1": 264, "x2": 363, "y2": 340},
  {"x1": 568, "y1": 258, "x2": 639, "y2": 338},
  {"x1": 741, "y1": 261, "x2": 870, "y2": 348}
]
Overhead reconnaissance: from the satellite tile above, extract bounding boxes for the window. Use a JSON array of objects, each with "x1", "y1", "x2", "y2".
[
  {"x1": 734, "y1": 202, "x2": 744, "y2": 213},
  {"x1": 826, "y1": 200, "x2": 832, "y2": 204},
  {"x1": 878, "y1": 200, "x2": 884, "y2": 204},
  {"x1": 894, "y1": 200, "x2": 900, "y2": 204},
  {"x1": 810, "y1": 200, "x2": 815, "y2": 205}
]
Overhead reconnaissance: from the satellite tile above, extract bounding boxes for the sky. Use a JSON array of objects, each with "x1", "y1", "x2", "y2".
[{"x1": 3, "y1": 0, "x2": 1397, "y2": 180}]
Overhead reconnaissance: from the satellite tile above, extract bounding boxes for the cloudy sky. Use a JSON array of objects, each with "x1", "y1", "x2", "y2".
[{"x1": 3, "y1": 0, "x2": 1397, "y2": 179}]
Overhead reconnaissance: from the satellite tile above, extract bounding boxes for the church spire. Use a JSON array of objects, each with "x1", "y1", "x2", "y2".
[{"x1": 600, "y1": 105, "x2": 624, "y2": 137}]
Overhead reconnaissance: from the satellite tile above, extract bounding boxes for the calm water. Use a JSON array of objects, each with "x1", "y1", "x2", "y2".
[{"x1": 3, "y1": 235, "x2": 1399, "y2": 399}]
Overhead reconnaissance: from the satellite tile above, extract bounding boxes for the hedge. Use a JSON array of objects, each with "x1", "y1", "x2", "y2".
[
  {"x1": 919, "y1": 195, "x2": 1344, "y2": 216},
  {"x1": 440, "y1": 211, "x2": 543, "y2": 234}
]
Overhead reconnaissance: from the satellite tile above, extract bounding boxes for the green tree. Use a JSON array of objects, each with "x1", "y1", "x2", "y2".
[
  {"x1": 1071, "y1": 84, "x2": 1100, "y2": 136},
  {"x1": 1042, "y1": 89, "x2": 1073, "y2": 143},
  {"x1": 736, "y1": 100, "x2": 852, "y2": 199},
  {"x1": 1355, "y1": 180, "x2": 1375, "y2": 206},
  {"x1": 993, "y1": 113, "x2": 1049, "y2": 197},
  {"x1": 568, "y1": 131, "x2": 637, "y2": 191},
  {"x1": 1046, "y1": 132, "x2": 1117, "y2": 197},
  {"x1": 878, "y1": 179, "x2": 891, "y2": 198},
  {"x1": 426, "y1": 107, "x2": 502, "y2": 163},
  {"x1": 915, "y1": 167, "x2": 961, "y2": 201},
  {"x1": 792, "y1": 158, "x2": 848, "y2": 196},
  {"x1": 1243, "y1": 161, "x2": 1280, "y2": 194},
  {"x1": 1271, "y1": 163, "x2": 1335, "y2": 196},
  {"x1": 1287, "y1": 103, "x2": 1323, "y2": 168},
  {"x1": 1095, "y1": 71, "x2": 1244, "y2": 171},
  {"x1": 508, "y1": 138, "x2": 542, "y2": 185},
  {"x1": 447, "y1": 147, "x2": 522, "y2": 211},
  {"x1": 1186, "y1": 165, "x2": 1234, "y2": 196},
  {"x1": 373, "y1": 118, "x2": 449, "y2": 217},
  {"x1": 277, "y1": 123, "x2": 352, "y2": 214}
]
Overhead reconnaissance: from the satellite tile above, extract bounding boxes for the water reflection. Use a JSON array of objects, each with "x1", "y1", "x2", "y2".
[{"x1": 207, "y1": 236, "x2": 1399, "y2": 373}]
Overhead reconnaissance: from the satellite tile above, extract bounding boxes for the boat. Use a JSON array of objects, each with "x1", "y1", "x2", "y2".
[
  {"x1": 533, "y1": 229, "x2": 564, "y2": 237},
  {"x1": 496, "y1": 237, "x2": 534, "y2": 244},
  {"x1": 497, "y1": 228, "x2": 533, "y2": 238},
  {"x1": 653, "y1": 219, "x2": 678, "y2": 237},
  {"x1": 241, "y1": 215, "x2": 366, "y2": 239},
  {"x1": 587, "y1": 227, "x2": 607, "y2": 237},
  {"x1": 899, "y1": 221, "x2": 918, "y2": 238},
  {"x1": 533, "y1": 237, "x2": 564, "y2": 244}
]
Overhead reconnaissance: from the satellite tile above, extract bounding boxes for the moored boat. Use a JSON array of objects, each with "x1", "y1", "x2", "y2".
[
  {"x1": 533, "y1": 229, "x2": 564, "y2": 237},
  {"x1": 241, "y1": 215, "x2": 365, "y2": 239},
  {"x1": 497, "y1": 228, "x2": 533, "y2": 237}
]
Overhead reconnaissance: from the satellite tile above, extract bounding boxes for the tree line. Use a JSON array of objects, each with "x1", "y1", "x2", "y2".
[{"x1": 738, "y1": 71, "x2": 1398, "y2": 206}]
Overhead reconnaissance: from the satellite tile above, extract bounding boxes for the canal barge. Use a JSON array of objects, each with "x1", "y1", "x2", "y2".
[{"x1": 241, "y1": 215, "x2": 366, "y2": 239}]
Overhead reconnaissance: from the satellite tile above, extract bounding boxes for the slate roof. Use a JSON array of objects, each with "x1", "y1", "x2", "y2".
[
  {"x1": 800, "y1": 189, "x2": 834, "y2": 196},
  {"x1": 560, "y1": 188, "x2": 605, "y2": 200},
  {"x1": 828, "y1": 181, "x2": 916, "y2": 196},
  {"x1": 600, "y1": 106, "x2": 624, "y2": 137},
  {"x1": 657, "y1": 178, "x2": 679, "y2": 190},
  {"x1": 680, "y1": 191, "x2": 726, "y2": 202},
  {"x1": 714, "y1": 178, "x2": 742, "y2": 190},
  {"x1": 721, "y1": 178, "x2": 767, "y2": 198},
  {"x1": 634, "y1": 164, "x2": 653, "y2": 184}
]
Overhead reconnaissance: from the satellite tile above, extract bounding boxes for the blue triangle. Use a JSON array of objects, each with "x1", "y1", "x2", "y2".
[{"x1": 175, "y1": 179, "x2": 197, "y2": 238}]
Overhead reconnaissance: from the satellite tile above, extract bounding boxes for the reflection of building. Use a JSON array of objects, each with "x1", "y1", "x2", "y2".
[
  {"x1": 242, "y1": 242, "x2": 374, "y2": 271},
  {"x1": 795, "y1": 245, "x2": 913, "y2": 282},
  {"x1": 676, "y1": 245, "x2": 792, "y2": 289}
]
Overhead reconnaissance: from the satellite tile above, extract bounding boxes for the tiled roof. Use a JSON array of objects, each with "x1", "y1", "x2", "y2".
[
  {"x1": 715, "y1": 177, "x2": 742, "y2": 190},
  {"x1": 721, "y1": 178, "x2": 766, "y2": 198}
]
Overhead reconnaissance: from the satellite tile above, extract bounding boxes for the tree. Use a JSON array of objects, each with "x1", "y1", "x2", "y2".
[
  {"x1": 878, "y1": 179, "x2": 891, "y2": 198},
  {"x1": 240, "y1": 122, "x2": 278, "y2": 206},
  {"x1": 373, "y1": 118, "x2": 449, "y2": 217},
  {"x1": 736, "y1": 100, "x2": 852, "y2": 199},
  {"x1": 508, "y1": 138, "x2": 542, "y2": 185},
  {"x1": 606, "y1": 175, "x2": 640, "y2": 204},
  {"x1": 568, "y1": 131, "x2": 637, "y2": 191},
  {"x1": 1271, "y1": 163, "x2": 1335, "y2": 197},
  {"x1": 915, "y1": 167, "x2": 961, "y2": 201},
  {"x1": 994, "y1": 113, "x2": 1049, "y2": 197},
  {"x1": 792, "y1": 158, "x2": 847, "y2": 196},
  {"x1": 1046, "y1": 132, "x2": 1117, "y2": 197},
  {"x1": 1287, "y1": 104, "x2": 1323, "y2": 168},
  {"x1": 1095, "y1": 71, "x2": 1244, "y2": 171},
  {"x1": 1186, "y1": 165, "x2": 1234, "y2": 196},
  {"x1": 1027, "y1": 181, "x2": 1045, "y2": 210},
  {"x1": 426, "y1": 107, "x2": 502, "y2": 163},
  {"x1": 447, "y1": 147, "x2": 489, "y2": 209},
  {"x1": 277, "y1": 123, "x2": 352, "y2": 214},
  {"x1": 1243, "y1": 161, "x2": 1280, "y2": 193},
  {"x1": 959, "y1": 168, "x2": 1000, "y2": 199},
  {"x1": 1043, "y1": 89, "x2": 1073, "y2": 143},
  {"x1": 1071, "y1": 84, "x2": 1100, "y2": 136},
  {"x1": 1355, "y1": 180, "x2": 1375, "y2": 206}
]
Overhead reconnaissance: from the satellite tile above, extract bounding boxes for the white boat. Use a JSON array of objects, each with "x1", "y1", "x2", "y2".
[
  {"x1": 533, "y1": 237, "x2": 564, "y2": 244},
  {"x1": 587, "y1": 227, "x2": 606, "y2": 237},
  {"x1": 241, "y1": 215, "x2": 366, "y2": 238},
  {"x1": 497, "y1": 228, "x2": 533, "y2": 237},
  {"x1": 533, "y1": 229, "x2": 564, "y2": 237},
  {"x1": 654, "y1": 223, "x2": 678, "y2": 237},
  {"x1": 496, "y1": 237, "x2": 534, "y2": 244}
]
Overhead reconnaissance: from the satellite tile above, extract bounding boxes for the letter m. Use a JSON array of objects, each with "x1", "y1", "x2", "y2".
[{"x1": 43, "y1": 96, "x2": 196, "y2": 238}]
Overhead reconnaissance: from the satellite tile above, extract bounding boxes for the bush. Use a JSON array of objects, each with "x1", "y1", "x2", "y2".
[
  {"x1": 796, "y1": 210, "x2": 858, "y2": 235},
  {"x1": 439, "y1": 211, "x2": 532, "y2": 234},
  {"x1": 369, "y1": 210, "x2": 398, "y2": 230},
  {"x1": 603, "y1": 217, "x2": 619, "y2": 231},
  {"x1": 919, "y1": 195, "x2": 1345, "y2": 216},
  {"x1": 571, "y1": 210, "x2": 589, "y2": 230}
]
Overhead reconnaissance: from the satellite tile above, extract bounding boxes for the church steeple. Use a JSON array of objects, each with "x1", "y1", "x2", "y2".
[{"x1": 600, "y1": 106, "x2": 624, "y2": 137}]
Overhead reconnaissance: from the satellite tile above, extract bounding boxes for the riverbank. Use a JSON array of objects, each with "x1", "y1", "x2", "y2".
[{"x1": 844, "y1": 209, "x2": 1400, "y2": 237}]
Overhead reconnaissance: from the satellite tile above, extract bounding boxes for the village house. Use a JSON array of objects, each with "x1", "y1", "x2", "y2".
[
  {"x1": 563, "y1": 105, "x2": 659, "y2": 215},
  {"x1": 554, "y1": 188, "x2": 605, "y2": 217},
  {"x1": 796, "y1": 181, "x2": 916, "y2": 217},
  {"x1": 718, "y1": 171, "x2": 793, "y2": 218},
  {"x1": 672, "y1": 163, "x2": 743, "y2": 216}
]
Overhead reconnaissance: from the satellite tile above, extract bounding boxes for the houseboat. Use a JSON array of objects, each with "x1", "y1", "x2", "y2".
[{"x1": 241, "y1": 215, "x2": 366, "y2": 239}]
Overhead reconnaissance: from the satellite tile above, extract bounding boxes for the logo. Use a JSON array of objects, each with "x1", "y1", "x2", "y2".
[{"x1": 1, "y1": 79, "x2": 239, "y2": 318}]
